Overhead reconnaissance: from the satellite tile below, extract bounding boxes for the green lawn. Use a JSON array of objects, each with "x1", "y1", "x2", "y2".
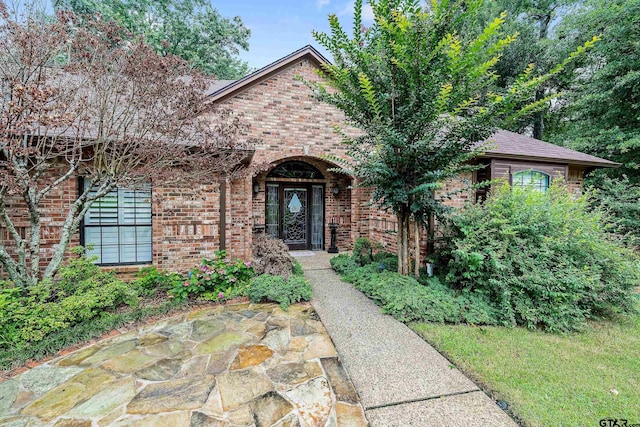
[{"x1": 412, "y1": 313, "x2": 640, "y2": 427}]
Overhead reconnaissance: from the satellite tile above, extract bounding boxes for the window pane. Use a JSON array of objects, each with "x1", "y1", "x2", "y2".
[
  {"x1": 513, "y1": 170, "x2": 550, "y2": 192},
  {"x1": 85, "y1": 189, "x2": 118, "y2": 225},
  {"x1": 84, "y1": 228, "x2": 102, "y2": 263},
  {"x1": 266, "y1": 184, "x2": 279, "y2": 238},
  {"x1": 119, "y1": 244, "x2": 137, "y2": 263},
  {"x1": 311, "y1": 186, "x2": 323, "y2": 250},
  {"x1": 137, "y1": 247, "x2": 152, "y2": 263},
  {"x1": 82, "y1": 181, "x2": 152, "y2": 265},
  {"x1": 100, "y1": 227, "x2": 119, "y2": 264}
]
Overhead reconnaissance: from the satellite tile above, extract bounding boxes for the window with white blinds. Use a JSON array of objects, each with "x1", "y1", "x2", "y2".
[{"x1": 81, "y1": 181, "x2": 152, "y2": 265}]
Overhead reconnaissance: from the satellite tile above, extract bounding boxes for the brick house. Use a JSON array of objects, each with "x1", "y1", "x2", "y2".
[{"x1": 1, "y1": 46, "x2": 617, "y2": 276}]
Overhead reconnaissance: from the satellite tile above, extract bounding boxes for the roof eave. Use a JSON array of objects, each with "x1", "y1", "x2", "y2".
[
  {"x1": 479, "y1": 152, "x2": 620, "y2": 168},
  {"x1": 207, "y1": 45, "x2": 330, "y2": 104}
]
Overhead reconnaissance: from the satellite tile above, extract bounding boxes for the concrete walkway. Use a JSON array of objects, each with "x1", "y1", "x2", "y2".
[{"x1": 294, "y1": 251, "x2": 517, "y2": 427}]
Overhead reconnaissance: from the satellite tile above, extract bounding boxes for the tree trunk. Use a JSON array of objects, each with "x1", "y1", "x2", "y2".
[
  {"x1": 397, "y1": 209, "x2": 411, "y2": 275},
  {"x1": 533, "y1": 88, "x2": 544, "y2": 140},
  {"x1": 533, "y1": 12, "x2": 552, "y2": 140},
  {"x1": 414, "y1": 219, "x2": 420, "y2": 278}
]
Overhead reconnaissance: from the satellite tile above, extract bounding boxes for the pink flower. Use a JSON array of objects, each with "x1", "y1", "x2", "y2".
[
  {"x1": 229, "y1": 276, "x2": 236, "y2": 283},
  {"x1": 244, "y1": 261, "x2": 251, "y2": 267},
  {"x1": 200, "y1": 266, "x2": 207, "y2": 272},
  {"x1": 217, "y1": 269, "x2": 227, "y2": 275},
  {"x1": 217, "y1": 292, "x2": 224, "y2": 299},
  {"x1": 224, "y1": 257, "x2": 231, "y2": 263},
  {"x1": 183, "y1": 281, "x2": 189, "y2": 287}
]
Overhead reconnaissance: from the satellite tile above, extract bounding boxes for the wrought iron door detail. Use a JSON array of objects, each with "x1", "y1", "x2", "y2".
[{"x1": 283, "y1": 188, "x2": 307, "y2": 245}]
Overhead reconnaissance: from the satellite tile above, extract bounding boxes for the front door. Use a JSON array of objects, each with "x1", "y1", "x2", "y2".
[
  {"x1": 283, "y1": 187, "x2": 308, "y2": 250},
  {"x1": 266, "y1": 183, "x2": 324, "y2": 250}
]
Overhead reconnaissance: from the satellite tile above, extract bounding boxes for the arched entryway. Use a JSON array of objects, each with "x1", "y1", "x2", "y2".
[
  {"x1": 252, "y1": 157, "x2": 352, "y2": 251},
  {"x1": 265, "y1": 161, "x2": 325, "y2": 250}
]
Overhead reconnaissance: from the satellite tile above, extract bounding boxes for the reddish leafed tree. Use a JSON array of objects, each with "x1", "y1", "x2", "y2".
[{"x1": 0, "y1": 3, "x2": 254, "y2": 288}]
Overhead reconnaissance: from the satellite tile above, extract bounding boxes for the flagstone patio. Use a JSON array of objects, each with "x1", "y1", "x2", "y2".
[{"x1": 0, "y1": 303, "x2": 368, "y2": 427}]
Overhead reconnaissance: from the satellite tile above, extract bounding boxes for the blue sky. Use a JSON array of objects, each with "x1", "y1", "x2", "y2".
[{"x1": 214, "y1": 0, "x2": 375, "y2": 70}]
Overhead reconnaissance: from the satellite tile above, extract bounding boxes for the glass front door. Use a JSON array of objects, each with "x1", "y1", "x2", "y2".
[{"x1": 265, "y1": 184, "x2": 324, "y2": 250}]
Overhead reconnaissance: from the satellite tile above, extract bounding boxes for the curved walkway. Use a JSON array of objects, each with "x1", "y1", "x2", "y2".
[
  {"x1": 0, "y1": 303, "x2": 367, "y2": 426},
  {"x1": 295, "y1": 252, "x2": 517, "y2": 427}
]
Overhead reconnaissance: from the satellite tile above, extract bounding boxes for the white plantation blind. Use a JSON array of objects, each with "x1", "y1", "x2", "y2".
[{"x1": 82, "y1": 181, "x2": 152, "y2": 264}]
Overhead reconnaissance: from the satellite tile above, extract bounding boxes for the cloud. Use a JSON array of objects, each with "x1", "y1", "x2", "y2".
[
  {"x1": 317, "y1": 0, "x2": 330, "y2": 9},
  {"x1": 339, "y1": 1, "x2": 375, "y2": 23}
]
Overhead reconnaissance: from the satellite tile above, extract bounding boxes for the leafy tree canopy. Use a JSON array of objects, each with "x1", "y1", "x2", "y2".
[
  {"x1": 54, "y1": 0, "x2": 251, "y2": 79},
  {"x1": 549, "y1": 0, "x2": 640, "y2": 182},
  {"x1": 310, "y1": 0, "x2": 594, "y2": 275}
]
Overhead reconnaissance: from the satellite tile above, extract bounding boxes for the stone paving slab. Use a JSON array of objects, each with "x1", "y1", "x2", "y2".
[
  {"x1": 365, "y1": 391, "x2": 517, "y2": 427},
  {"x1": 298, "y1": 252, "x2": 517, "y2": 426},
  {"x1": 0, "y1": 303, "x2": 368, "y2": 427}
]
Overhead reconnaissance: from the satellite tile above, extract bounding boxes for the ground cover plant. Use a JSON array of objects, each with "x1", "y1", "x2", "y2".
[
  {"x1": 247, "y1": 273, "x2": 313, "y2": 310},
  {"x1": 0, "y1": 244, "x2": 310, "y2": 369},
  {"x1": 332, "y1": 183, "x2": 639, "y2": 333},
  {"x1": 0, "y1": 248, "x2": 183, "y2": 369}
]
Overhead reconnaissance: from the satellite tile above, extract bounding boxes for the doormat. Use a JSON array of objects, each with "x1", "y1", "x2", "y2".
[{"x1": 289, "y1": 251, "x2": 316, "y2": 257}]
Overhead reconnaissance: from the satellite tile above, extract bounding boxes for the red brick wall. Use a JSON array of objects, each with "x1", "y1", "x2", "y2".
[
  {"x1": 1, "y1": 55, "x2": 590, "y2": 280},
  {"x1": 213, "y1": 58, "x2": 363, "y2": 255},
  {"x1": 152, "y1": 182, "x2": 222, "y2": 273},
  {"x1": 0, "y1": 168, "x2": 80, "y2": 275}
]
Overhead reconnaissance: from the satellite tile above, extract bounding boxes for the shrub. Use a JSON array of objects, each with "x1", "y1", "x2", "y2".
[
  {"x1": 171, "y1": 250, "x2": 254, "y2": 301},
  {"x1": 338, "y1": 266, "x2": 498, "y2": 325},
  {"x1": 588, "y1": 174, "x2": 640, "y2": 249},
  {"x1": 377, "y1": 254, "x2": 398, "y2": 272},
  {"x1": 441, "y1": 182, "x2": 640, "y2": 332},
  {"x1": 330, "y1": 253, "x2": 358, "y2": 275},
  {"x1": 248, "y1": 274, "x2": 313, "y2": 310},
  {"x1": 252, "y1": 234, "x2": 296, "y2": 279},
  {"x1": 292, "y1": 261, "x2": 304, "y2": 276},
  {"x1": 131, "y1": 266, "x2": 184, "y2": 295},
  {"x1": 0, "y1": 249, "x2": 140, "y2": 345},
  {"x1": 352, "y1": 237, "x2": 375, "y2": 266}
]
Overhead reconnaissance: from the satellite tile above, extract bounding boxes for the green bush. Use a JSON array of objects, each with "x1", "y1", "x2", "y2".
[
  {"x1": 441, "y1": 182, "x2": 640, "y2": 332},
  {"x1": 0, "y1": 249, "x2": 140, "y2": 346},
  {"x1": 378, "y1": 255, "x2": 398, "y2": 272},
  {"x1": 588, "y1": 174, "x2": 640, "y2": 249},
  {"x1": 131, "y1": 266, "x2": 184, "y2": 295},
  {"x1": 171, "y1": 250, "x2": 254, "y2": 301},
  {"x1": 352, "y1": 237, "x2": 375, "y2": 266},
  {"x1": 330, "y1": 253, "x2": 358, "y2": 275},
  {"x1": 342, "y1": 266, "x2": 498, "y2": 325},
  {"x1": 247, "y1": 274, "x2": 313, "y2": 310},
  {"x1": 292, "y1": 261, "x2": 304, "y2": 276}
]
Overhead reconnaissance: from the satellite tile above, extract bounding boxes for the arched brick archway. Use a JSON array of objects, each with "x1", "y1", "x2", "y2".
[{"x1": 252, "y1": 156, "x2": 353, "y2": 251}]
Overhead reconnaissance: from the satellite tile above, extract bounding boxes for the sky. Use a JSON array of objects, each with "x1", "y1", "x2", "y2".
[{"x1": 213, "y1": 0, "x2": 375, "y2": 70}]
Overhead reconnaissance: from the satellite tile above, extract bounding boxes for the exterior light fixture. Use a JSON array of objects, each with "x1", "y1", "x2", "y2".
[
  {"x1": 253, "y1": 182, "x2": 260, "y2": 194},
  {"x1": 332, "y1": 184, "x2": 340, "y2": 196}
]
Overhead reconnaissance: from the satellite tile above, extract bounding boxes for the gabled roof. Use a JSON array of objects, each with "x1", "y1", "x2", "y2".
[
  {"x1": 206, "y1": 45, "x2": 618, "y2": 169},
  {"x1": 482, "y1": 129, "x2": 619, "y2": 168},
  {"x1": 207, "y1": 45, "x2": 330, "y2": 103}
]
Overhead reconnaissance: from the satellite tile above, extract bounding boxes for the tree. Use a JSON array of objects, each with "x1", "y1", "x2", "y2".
[
  {"x1": 53, "y1": 0, "x2": 251, "y2": 79},
  {"x1": 464, "y1": 0, "x2": 584, "y2": 139},
  {"x1": 549, "y1": 0, "x2": 640, "y2": 182},
  {"x1": 0, "y1": 4, "x2": 253, "y2": 288},
  {"x1": 310, "y1": 0, "x2": 595, "y2": 275},
  {"x1": 546, "y1": 0, "x2": 640, "y2": 248}
]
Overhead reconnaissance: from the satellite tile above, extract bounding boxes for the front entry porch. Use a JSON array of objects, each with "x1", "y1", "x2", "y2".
[{"x1": 251, "y1": 157, "x2": 353, "y2": 251}]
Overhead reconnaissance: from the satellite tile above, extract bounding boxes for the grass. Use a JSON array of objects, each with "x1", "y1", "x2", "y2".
[{"x1": 412, "y1": 311, "x2": 640, "y2": 427}]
